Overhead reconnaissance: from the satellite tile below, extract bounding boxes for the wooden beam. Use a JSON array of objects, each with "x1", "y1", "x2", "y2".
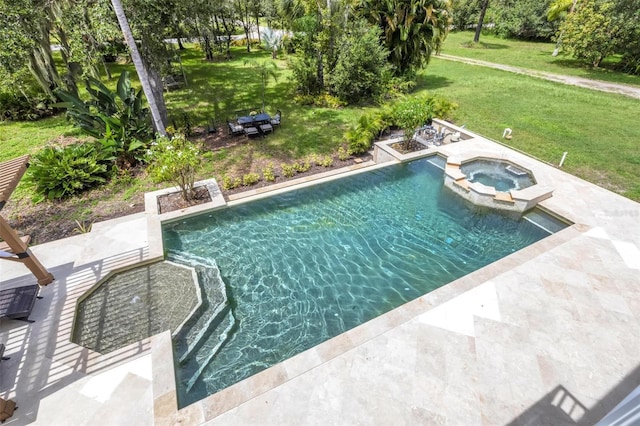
[{"x1": 0, "y1": 215, "x2": 53, "y2": 286}]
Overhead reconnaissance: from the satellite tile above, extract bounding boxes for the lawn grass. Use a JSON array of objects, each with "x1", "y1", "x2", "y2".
[
  {"x1": 419, "y1": 57, "x2": 640, "y2": 200},
  {"x1": 441, "y1": 31, "x2": 640, "y2": 88},
  {"x1": 0, "y1": 115, "x2": 80, "y2": 162},
  {"x1": 1, "y1": 39, "x2": 639, "y2": 230}
]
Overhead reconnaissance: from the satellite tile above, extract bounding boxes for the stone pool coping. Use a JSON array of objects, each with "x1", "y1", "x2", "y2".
[{"x1": 2, "y1": 124, "x2": 639, "y2": 425}]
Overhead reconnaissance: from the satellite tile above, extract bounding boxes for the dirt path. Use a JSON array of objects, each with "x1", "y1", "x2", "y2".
[{"x1": 437, "y1": 54, "x2": 640, "y2": 100}]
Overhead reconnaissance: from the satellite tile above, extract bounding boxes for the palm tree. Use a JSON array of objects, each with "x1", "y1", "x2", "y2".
[
  {"x1": 110, "y1": 0, "x2": 166, "y2": 136},
  {"x1": 262, "y1": 28, "x2": 283, "y2": 59},
  {"x1": 356, "y1": 0, "x2": 452, "y2": 75}
]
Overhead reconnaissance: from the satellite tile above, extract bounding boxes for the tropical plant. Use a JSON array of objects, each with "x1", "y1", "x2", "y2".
[
  {"x1": 355, "y1": 0, "x2": 452, "y2": 75},
  {"x1": 262, "y1": 28, "x2": 283, "y2": 59},
  {"x1": 55, "y1": 70, "x2": 152, "y2": 167},
  {"x1": 28, "y1": 142, "x2": 114, "y2": 200},
  {"x1": 547, "y1": 0, "x2": 579, "y2": 55},
  {"x1": 147, "y1": 133, "x2": 202, "y2": 201},
  {"x1": 345, "y1": 110, "x2": 390, "y2": 155}
]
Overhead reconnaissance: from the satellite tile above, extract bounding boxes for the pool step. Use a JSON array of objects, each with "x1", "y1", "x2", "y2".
[
  {"x1": 184, "y1": 308, "x2": 237, "y2": 393},
  {"x1": 174, "y1": 264, "x2": 230, "y2": 363},
  {"x1": 177, "y1": 297, "x2": 230, "y2": 364}
]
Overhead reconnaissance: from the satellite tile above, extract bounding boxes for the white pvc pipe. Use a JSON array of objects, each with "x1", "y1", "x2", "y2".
[{"x1": 559, "y1": 152, "x2": 568, "y2": 167}]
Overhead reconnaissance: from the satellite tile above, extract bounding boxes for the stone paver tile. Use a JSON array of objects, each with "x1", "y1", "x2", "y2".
[{"x1": 594, "y1": 290, "x2": 633, "y2": 315}]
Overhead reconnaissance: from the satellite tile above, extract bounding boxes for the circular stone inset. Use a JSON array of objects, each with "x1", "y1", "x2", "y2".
[{"x1": 72, "y1": 261, "x2": 199, "y2": 354}]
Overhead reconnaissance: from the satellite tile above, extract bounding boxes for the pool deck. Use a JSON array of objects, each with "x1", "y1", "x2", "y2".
[{"x1": 1, "y1": 133, "x2": 639, "y2": 425}]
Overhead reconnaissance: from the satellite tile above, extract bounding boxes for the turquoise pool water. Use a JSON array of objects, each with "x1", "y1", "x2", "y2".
[{"x1": 163, "y1": 158, "x2": 557, "y2": 407}]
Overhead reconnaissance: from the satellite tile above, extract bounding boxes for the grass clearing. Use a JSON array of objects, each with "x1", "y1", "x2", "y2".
[
  {"x1": 442, "y1": 31, "x2": 640, "y2": 88},
  {"x1": 420, "y1": 58, "x2": 640, "y2": 199}
]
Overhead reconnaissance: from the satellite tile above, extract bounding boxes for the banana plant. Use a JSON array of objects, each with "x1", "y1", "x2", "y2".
[{"x1": 54, "y1": 70, "x2": 152, "y2": 167}]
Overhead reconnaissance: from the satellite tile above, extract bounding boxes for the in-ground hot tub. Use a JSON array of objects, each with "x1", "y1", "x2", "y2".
[
  {"x1": 444, "y1": 156, "x2": 553, "y2": 213},
  {"x1": 461, "y1": 159, "x2": 536, "y2": 192}
]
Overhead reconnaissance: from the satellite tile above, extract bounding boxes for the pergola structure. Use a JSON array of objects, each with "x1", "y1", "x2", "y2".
[{"x1": 0, "y1": 155, "x2": 53, "y2": 286}]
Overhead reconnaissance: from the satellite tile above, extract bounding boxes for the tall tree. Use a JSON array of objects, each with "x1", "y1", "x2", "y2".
[
  {"x1": 110, "y1": 0, "x2": 166, "y2": 135},
  {"x1": 0, "y1": 0, "x2": 63, "y2": 99},
  {"x1": 473, "y1": 0, "x2": 489, "y2": 42}
]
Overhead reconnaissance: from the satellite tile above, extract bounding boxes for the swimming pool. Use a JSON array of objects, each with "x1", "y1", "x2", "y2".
[{"x1": 163, "y1": 158, "x2": 561, "y2": 407}]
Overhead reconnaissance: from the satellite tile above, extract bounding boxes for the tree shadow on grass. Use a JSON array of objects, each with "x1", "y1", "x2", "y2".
[
  {"x1": 462, "y1": 41, "x2": 509, "y2": 50},
  {"x1": 415, "y1": 74, "x2": 453, "y2": 91}
]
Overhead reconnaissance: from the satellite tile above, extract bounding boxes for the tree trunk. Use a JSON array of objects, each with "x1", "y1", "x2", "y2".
[
  {"x1": 55, "y1": 27, "x2": 80, "y2": 97},
  {"x1": 110, "y1": 0, "x2": 166, "y2": 136},
  {"x1": 474, "y1": 0, "x2": 490, "y2": 43},
  {"x1": 221, "y1": 16, "x2": 233, "y2": 59},
  {"x1": 102, "y1": 57, "x2": 113, "y2": 79},
  {"x1": 203, "y1": 33, "x2": 214, "y2": 60},
  {"x1": 27, "y1": 52, "x2": 55, "y2": 99},
  {"x1": 255, "y1": 14, "x2": 261, "y2": 43}
]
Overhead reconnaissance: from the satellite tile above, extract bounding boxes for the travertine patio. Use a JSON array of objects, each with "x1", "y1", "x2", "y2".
[{"x1": 1, "y1": 127, "x2": 639, "y2": 425}]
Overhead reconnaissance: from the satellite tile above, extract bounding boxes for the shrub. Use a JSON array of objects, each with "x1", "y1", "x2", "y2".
[
  {"x1": 281, "y1": 163, "x2": 297, "y2": 177},
  {"x1": 294, "y1": 158, "x2": 311, "y2": 173},
  {"x1": 391, "y1": 94, "x2": 458, "y2": 134},
  {"x1": 28, "y1": 142, "x2": 113, "y2": 200},
  {"x1": 0, "y1": 92, "x2": 56, "y2": 121},
  {"x1": 338, "y1": 147, "x2": 350, "y2": 161},
  {"x1": 319, "y1": 155, "x2": 334, "y2": 167},
  {"x1": 262, "y1": 163, "x2": 276, "y2": 181},
  {"x1": 221, "y1": 175, "x2": 241, "y2": 190},
  {"x1": 293, "y1": 93, "x2": 346, "y2": 108},
  {"x1": 345, "y1": 111, "x2": 389, "y2": 155},
  {"x1": 289, "y1": 56, "x2": 322, "y2": 96},
  {"x1": 327, "y1": 19, "x2": 392, "y2": 104},
  {"x1": 242, "y1": 172, "x2": 261, "y2": 186},
  {"x1": 147, "y1": 134, "x2": 202, "y2": 201}
]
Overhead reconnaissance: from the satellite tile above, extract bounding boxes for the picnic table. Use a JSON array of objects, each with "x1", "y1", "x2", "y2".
[{"x1": 238, "y1": 113, "x2": 273, "y2": 135}]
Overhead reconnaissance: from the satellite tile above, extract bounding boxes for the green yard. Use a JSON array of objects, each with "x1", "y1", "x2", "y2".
[
  {"x1": 1, "y1": 38, "x2": 639, "y2": 240},
  {"x1": 441, "y1": 31, "x2": 640, "y2": 88}
]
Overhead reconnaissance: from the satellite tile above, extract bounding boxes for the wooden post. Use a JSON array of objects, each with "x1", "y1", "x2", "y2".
[{"x1": 0, "y1": 215, "x2": 53, "y2": 286}]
